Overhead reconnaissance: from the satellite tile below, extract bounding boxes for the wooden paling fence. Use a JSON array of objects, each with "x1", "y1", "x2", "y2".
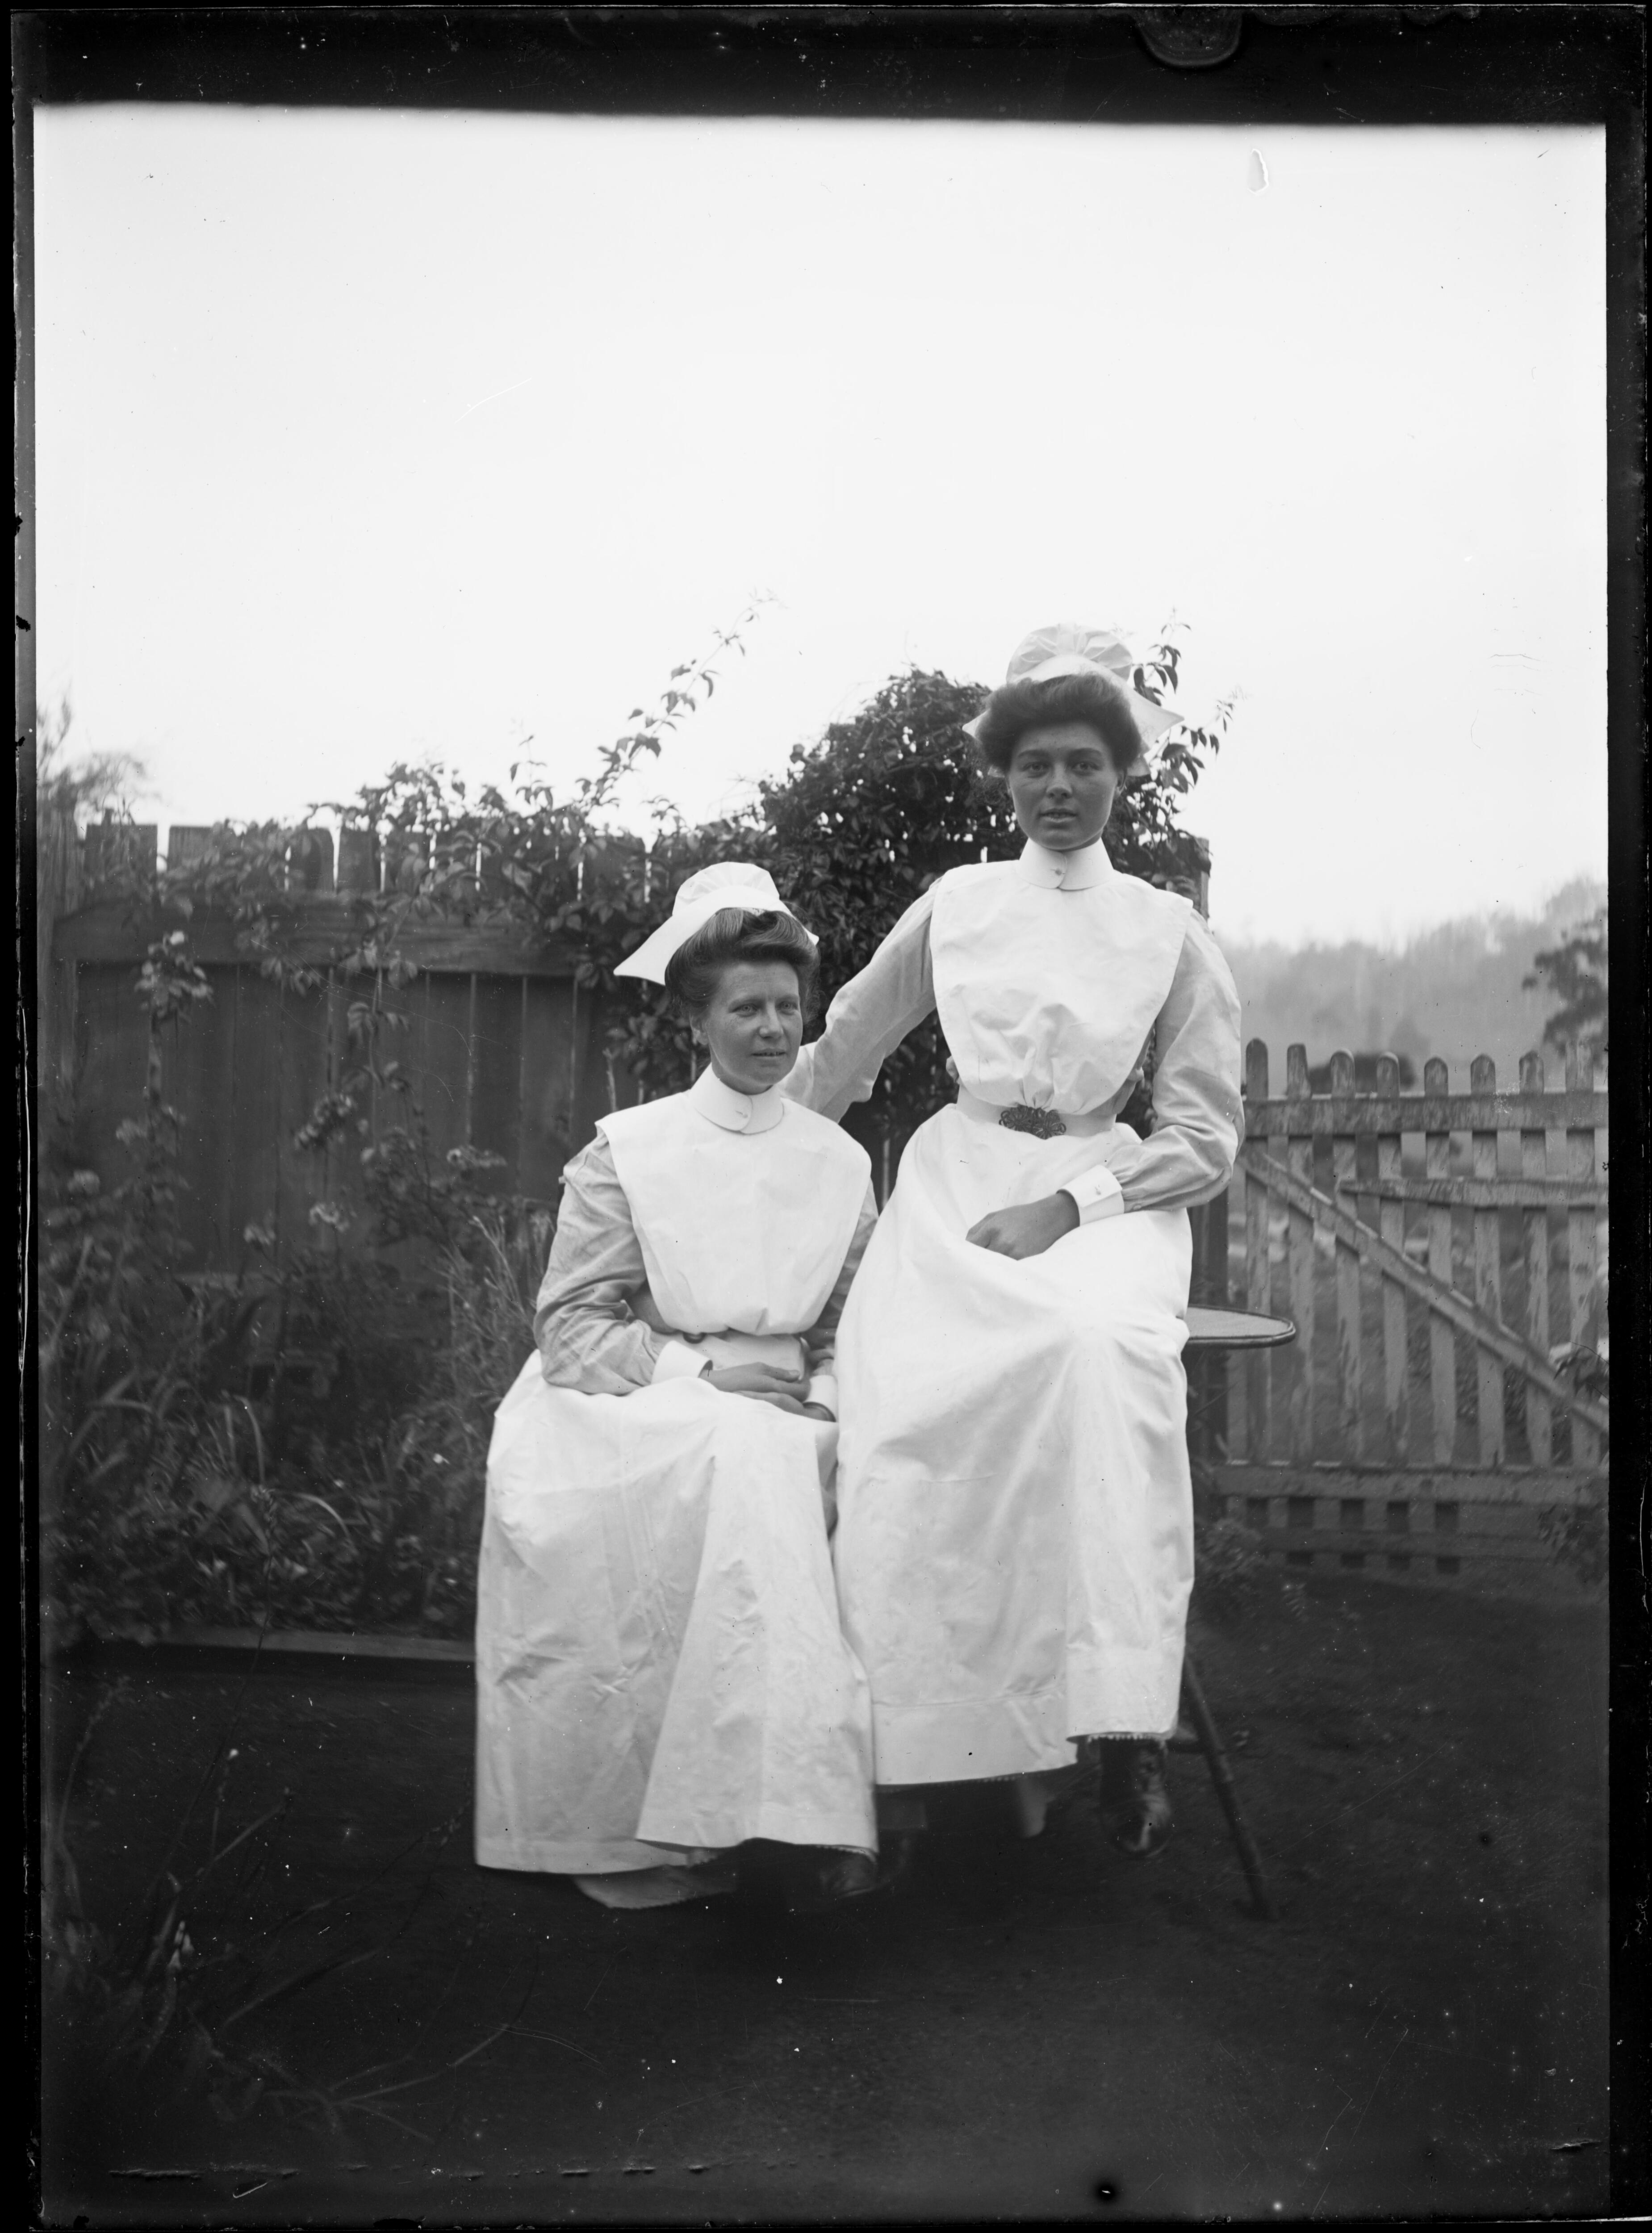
[
  {"x1": 44, "y1": 823, "x2": 643, "y2": 1267},
  {"x1": 1205, "y1": 1041, "x2": 1609, "y2": 1590}
]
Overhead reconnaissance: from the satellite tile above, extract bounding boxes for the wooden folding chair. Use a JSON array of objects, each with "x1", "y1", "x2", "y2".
[{"x1": 1178, "y1": 1305, "x2": 1296, "y2": 1920}]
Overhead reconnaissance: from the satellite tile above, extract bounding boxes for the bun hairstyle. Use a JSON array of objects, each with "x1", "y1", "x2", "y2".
[
  {"x1": 970, "y1": 669, "x2": 1145, "y2": 779},
  {"x1": 663, "y1": 906, "x2": 821, "y2": 1025}
]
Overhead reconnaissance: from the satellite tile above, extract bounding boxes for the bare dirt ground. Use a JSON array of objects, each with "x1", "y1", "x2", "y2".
[{"x1": 40, "y1": 1575, "x2": 1608, "y2": 2225}]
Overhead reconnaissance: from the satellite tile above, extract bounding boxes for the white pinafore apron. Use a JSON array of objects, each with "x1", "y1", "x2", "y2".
[
  {"x1": 832, "y1": 858, "x2": 1198, "y2": 1786},
  {"x1": 474, "y1": 1091, "x2": 876, "y2": 1877}
]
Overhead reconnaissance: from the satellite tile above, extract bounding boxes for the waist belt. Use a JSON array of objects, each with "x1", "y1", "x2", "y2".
[{"x1": 955, "y1": 1086, "x2": 1116, "y2": 1139}]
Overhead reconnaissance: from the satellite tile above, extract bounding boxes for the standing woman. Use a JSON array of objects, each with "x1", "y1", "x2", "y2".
[
  {"x1": 475, "y1": 865, "x2": 880, "y2": 1911},
  {"x1": 784, "y1": 624, "x2": 1243, "y2": 1854}
]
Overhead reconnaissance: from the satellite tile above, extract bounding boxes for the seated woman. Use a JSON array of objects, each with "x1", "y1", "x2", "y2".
[
  {"x1": 474, "y1": 865, "x2": 880, "y2": 1911},
  {"x1": 783, "y1": 623, "x2": 1243, "y2": 1858}
]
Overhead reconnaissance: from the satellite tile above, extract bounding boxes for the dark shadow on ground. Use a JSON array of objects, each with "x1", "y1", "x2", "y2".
[{"x1": 40, "y1": 1575, "x2": 1608, "y2": 2224}]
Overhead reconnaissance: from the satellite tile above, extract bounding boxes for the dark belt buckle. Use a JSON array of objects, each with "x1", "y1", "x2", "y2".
[{"x1": 999, "y1": 1105, "x2": 1067, "y2": 1140}]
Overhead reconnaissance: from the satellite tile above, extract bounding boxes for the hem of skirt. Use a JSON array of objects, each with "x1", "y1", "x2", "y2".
[
  {"x1": 637, "y1": 1808, "x2": 877, "y2": 1855},
  {"x1": 573, "y1": 1861, "x2": 740, "y2": 1910},
  {"x1": 869, "y1": 1694, "x2": 1182, "y2": 1785},
  {"x1": 475, "y1": 1837, "x2": 721, "y2": 1876},
  {"x1": 475, "y1": 1828, "x2": 878, "y2": 1873},
  {"x1": 874, "y1": 1735, "x2": 1173, "y2": 1793}
]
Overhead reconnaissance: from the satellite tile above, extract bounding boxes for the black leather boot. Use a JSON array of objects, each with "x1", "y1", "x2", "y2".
[
  {"x1": 1096, "y1": 1738, "x2": 1174, "y2": 1857},
  {"x1": 782, "y1": 1836, "x2": 919, "y2": 1915}
]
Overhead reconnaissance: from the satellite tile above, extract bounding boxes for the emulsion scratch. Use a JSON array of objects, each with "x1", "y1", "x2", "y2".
[
  {"x1": 458, "y1": 375, "x2": 535, "y2": 422},
  {"x1": 1310, "y1": 2028, "x2": 1411, "y2": 2218},
  {"x1": 1315, "y1": 2088, "x2": 1356, "y2": 2158}
]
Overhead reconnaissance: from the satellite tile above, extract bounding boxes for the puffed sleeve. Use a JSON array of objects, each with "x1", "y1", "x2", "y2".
[
  {"x1": 782, "y1": 886, "x2": 938, "y2": 1122},
  {"x1": 532, "y1": 1134, "x2": 703, "y2": 1396},
  {"x1": 799, "y1": 1181, "x2": 879, "y2": 1418},
  {"x1": 1092, "y1": 913, "x2": 1244, "y2": 1214}
]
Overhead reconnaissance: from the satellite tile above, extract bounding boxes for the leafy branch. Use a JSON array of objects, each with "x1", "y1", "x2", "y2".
[
  {"x1": 1523, "y1": 907, "x2": 1607, "y2": 1058},
  {"x1": 573, "y1": 592, "x2": 774, "y2": 816}
]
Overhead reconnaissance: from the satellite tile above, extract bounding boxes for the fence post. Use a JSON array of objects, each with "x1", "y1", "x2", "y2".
[
  {"x1": 1424, "y1": 1057, "x2": 1457, "y2": 1465},
  {"x1": 1374, "y1": 1052, "x2": 1410, "y2": 1465},
  {"x1": 385, "y1": 830, "x2": 429, "y2": 895},
  {"x1": 37, "y1": 794, "x2": 83, "y2": 1097},
  {"x1": 288, "y1": 827, "x2": 335, "y2": 895},
  {"x1": 1285, "y1": 1044, "x2": 1316, "y2": 1466},
  {"x1": 83, "y1": 819, "x2": 158, "y2": 889},
  {"x1": 167, "y1": 825, "x2": 215, "y2": 869},
  {"x1": 1227, "y1": 1154, "x2": 1248, "y2": 1461},
  {"x1": 338, "y1": 824, "x2": 379, "y2": 895},
  {"x1": 1242, "y1": 1039, "x2": 1272, "y2": 1464},
  {"x1": 1565, "y1": 1045, "x2": 1601, "y2": 1468},
  {"x1": 1329, "y1": 1050, "x2": 1363, "y2": 1464},
  {"x1": 1518, "y1": 1050, "x2": 1553, "y2": 1465},
  {"x1": 1470, "y1": 1054, "x2": 1505, "y2": 1468}
]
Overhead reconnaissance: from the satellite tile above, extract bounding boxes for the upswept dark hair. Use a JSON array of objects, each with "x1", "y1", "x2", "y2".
[
  {"x1": 663, "y1": 906, "x2": 821, "y2": 1025},
  {"x1": 971, "y1": 670, "x2": 1145, "y2": 778}
]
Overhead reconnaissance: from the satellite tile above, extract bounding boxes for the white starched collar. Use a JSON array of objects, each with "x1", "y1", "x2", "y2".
[
  {"x1": 1016, "y1": 836, "x2": 1115, "y2": 892},
  {"x1": 688, "y1": 1062, "x2": 787, "y2": 1135}
]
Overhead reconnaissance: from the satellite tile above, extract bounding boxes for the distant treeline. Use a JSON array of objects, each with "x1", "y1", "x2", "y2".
[{"x1": 1217, "y1": 876, "x2": 1606, "y2": 1087}]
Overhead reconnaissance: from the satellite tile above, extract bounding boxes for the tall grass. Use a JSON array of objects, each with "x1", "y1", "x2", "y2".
[
  {"x1": 335, "y1": 1204, "x2": 550, "y2": 1635},
  {"x1": 43, "y1": 1176, "x2": 555, "y2": 1646}
]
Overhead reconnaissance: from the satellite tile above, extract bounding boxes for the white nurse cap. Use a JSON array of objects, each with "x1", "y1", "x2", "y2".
[
  {"x1": 612, "y1": 861, "x2": 816, "y2": 984},
  {"x1": 963, "y1": 622, "x2": 1183, "y2": 747}
]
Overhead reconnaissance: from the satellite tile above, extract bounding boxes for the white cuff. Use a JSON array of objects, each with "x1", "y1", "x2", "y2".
[
  {"x1": 651, "y1": 1339, "x2": 710, "y2": 1384},
  {"x1": 805, "y1": 1374, "x2": 838, "y2": 1419},
  {"x1": 1059, "y1": 1166, "x2": 1125, "y2": 1225}
]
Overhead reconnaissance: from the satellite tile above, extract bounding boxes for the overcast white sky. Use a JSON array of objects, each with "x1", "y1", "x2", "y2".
[{"x1": 34, "y1": 109, "x2": 1605, "y2": 945}]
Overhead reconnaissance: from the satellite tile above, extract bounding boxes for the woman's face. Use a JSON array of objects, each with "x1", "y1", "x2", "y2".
[
  {"x1": 1006, "y1": 720, "x2": 1121, "y2": 853},
  {"x1": 695, "y1": 960, "x2": 805, "y2": 1095}
]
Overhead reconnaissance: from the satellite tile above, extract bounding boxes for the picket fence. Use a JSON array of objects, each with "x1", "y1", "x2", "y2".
[{"x1": 1200, "y1": 1040, "x2": 1609, "y2": 1592}]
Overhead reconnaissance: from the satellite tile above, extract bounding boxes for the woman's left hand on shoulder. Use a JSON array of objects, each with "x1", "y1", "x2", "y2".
[{"x1": 966, "y1": 1193, "x2": 1079, "y2": 1260}]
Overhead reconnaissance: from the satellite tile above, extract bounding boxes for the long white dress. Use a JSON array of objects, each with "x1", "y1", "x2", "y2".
[
  {"x1": 784, "y1": 837, "x2": 1243, "y2": 1788},
  {"x1": 474, "y1": 1066, "x2": 880, "y2": 1890}
]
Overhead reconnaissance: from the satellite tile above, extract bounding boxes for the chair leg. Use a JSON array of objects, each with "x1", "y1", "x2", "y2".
[{"x1": 1180, "y1": 1648, "x2": 1277, "y2": 1920}]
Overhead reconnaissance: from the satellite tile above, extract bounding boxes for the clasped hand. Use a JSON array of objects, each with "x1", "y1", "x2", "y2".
[
  {"x1": 706, "y1": 1362, "x2": 832, "y2": 1420},
  {"x1": 966, "y1": 1192, "x2": 1079, "y2": 1260}
]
